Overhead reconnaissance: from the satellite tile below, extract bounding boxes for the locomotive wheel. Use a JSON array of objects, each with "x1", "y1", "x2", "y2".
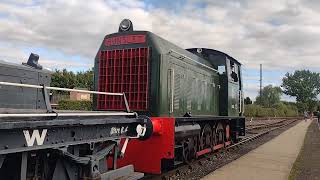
[
  {"x1": 193, "y1": 136, "x2": 198, "y2": 155},
  {"x1": 216, "y1": 123, "x2": 225, "y2": 145},
  {"x1": 212, "y1": 126, "x2": 217, "y2": 146},
  {"x1": 182, "y1": 137, "x2": 196, "y2": 162},
  {"x1": 200, "y1": 124, "x2": 212, "y2": 150},
  {"x1": 225, "y1": 124, "x2": 230, "y2": 142},
  {"x1": 182, "y1": 141, "x2": 190, "y2": 162}
]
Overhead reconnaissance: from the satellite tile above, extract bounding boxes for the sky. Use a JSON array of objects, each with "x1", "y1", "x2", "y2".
[{"x1": 1, "y1": 0, "x2": 320, "y2": 101}]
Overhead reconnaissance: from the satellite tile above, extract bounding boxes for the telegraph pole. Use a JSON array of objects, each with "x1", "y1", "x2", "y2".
[{"x1": 259, "y1": 64, "x2": 262, "y2": 104}]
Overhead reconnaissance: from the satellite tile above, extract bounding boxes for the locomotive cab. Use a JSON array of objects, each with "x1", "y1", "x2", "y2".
[{"x1": 186, "y1": 48, "x2": 244, "y2": 117}]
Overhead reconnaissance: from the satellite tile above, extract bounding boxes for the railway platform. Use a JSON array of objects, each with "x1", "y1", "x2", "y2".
[{"x1": 202, "y1": 119, "x2": 312, "y2": 180}]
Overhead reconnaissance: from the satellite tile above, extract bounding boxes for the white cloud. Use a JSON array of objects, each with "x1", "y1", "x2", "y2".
[
  {"x1": 0, "y1": 0, "x2": 319, "y2": 71},
  {"x1": 0, "y1": 0, "x2": 319, "y2": 100},
  {"x1": 0, "y1": 44, "x2": 91, "y2": 70}
]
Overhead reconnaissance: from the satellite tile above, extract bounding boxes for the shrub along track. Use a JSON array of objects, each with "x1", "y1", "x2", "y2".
[{"x1": 145, "y1": 118, "x2": 301, "y2": 180}]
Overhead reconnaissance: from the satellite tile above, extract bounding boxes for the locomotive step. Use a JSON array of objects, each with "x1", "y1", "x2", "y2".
[
  {"x1": 174, "y1": 161, "x2": 184, "y2": 166},
  {"x1": 101, "y1": 165, "x2": 144, "y2": 180}
]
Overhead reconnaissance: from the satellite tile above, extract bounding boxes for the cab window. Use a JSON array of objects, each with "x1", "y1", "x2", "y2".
[{"x1": 230, "y1": 61, "x2": 239, "y2": 83}]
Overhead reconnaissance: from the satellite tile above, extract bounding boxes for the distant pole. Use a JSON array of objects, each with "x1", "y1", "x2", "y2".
[{"x1": 259, "y1": 64, "x2": 262, "y2": 104}]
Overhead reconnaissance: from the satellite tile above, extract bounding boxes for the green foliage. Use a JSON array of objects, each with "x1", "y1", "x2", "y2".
[
  {"x1": 282, "y1": 70, "x2": 320, "y2": 111},
  {"x1": 58, "y1": 100, "x2": 92, "y2": 111},
  {"x1": 51, "y1": 69, "x2": 94, "y2": 94},
  {"x1": 244, "y1": 102, "x2": 298, "y2": 117},
  {"x1": 244, "y1": 97, "x2": 252, "y2": 105},
  {"x1": 255, "y1": 85, "x2": 282, "y2": 107}
]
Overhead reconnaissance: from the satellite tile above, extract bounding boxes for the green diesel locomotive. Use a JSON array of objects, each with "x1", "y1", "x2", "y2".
[{"x1": 94, "y1": 19, "x2": 245, "y2": 174}]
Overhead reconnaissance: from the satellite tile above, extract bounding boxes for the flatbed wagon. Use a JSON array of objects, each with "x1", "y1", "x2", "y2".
[{"x1": 0, "y1": 56, "x2": 152, "y2": 180}]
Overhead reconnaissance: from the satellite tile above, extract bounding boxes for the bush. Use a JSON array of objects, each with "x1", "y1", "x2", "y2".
[
  {"x1": 244, "y1": 104, "x2": 259, "y2": 117},
  {"x1": 244, "y1": 103, "x2": 298, "y2": 117},
  {"x1": 58, "y1": 100, "x2": 92, "y2": 111}
]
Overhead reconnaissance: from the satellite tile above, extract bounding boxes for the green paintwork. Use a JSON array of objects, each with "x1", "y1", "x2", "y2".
[
  {"x1": 146, "y1": 33, "x2": 221, "y2": 117},
  {"x1": 93, "y1": 31, "x2": 243, "y2": 118}
]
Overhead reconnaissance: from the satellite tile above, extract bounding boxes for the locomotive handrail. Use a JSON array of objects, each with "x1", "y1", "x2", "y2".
[
  {"x1": 168, "y1": 50, "x2": 218, "y2": 73},
  {"x1": 0, "y1": 81, "x2": 132, "y2": 113},
  {"x1": 0, "y1": 112, "x2": 136, "y2": 118},
  {"x1": 0, "y1": 81, "x2": 123, "y2": 96},
  {"x1": 239, "y1": 90, "x2": 242, "y2": 114}
]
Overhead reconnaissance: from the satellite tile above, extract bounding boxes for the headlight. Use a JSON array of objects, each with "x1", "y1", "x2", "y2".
[{"x1": 119, "y1": 19, "x2": 132, "y2": 32}]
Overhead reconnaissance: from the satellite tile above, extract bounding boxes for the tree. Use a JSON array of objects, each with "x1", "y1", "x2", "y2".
[
  {"x1": 244, "y1": 97, "x2": 252, "y2": 104},
  {"x1": 51, "y1": 69, "x2": 94, "y2": 94},
  {"x1": 255, "y1": 85, "x2": 282, "y2": 107},
  {"x1": 282, "y1": 70, "x2": 320, "y2": 111},
  {"x1": 75, "y1": 69, "x2": 94, "y2": 91},
  {"x1": 51, "y1": 69, "x2": 76, "y2": 89}
]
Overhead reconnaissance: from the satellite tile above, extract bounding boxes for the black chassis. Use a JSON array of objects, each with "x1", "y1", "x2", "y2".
[
  {"x1": 176, "y1": 116, "x2": 246, "y2": 137},
  {"x1": 0, "y1": 115, "x2": 149, "y2": 180}
]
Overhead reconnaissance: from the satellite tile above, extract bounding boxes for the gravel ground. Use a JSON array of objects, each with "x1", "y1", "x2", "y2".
[
  {"x1": 154, "y1": 119, "x2": 301, "y2": 180},
  {"x1": 289, "y1": 119, "x2": 320, "y2": 180}
]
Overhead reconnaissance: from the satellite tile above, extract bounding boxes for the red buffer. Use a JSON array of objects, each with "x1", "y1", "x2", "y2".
[{"x1": 112, "y1": 117, "x2": 175, "y2": 174}]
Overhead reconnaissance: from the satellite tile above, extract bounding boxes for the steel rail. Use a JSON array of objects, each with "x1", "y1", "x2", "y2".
[
  {"x1": 229, "y1": 119, "x2": 297, "y2": 149},
  {"x1": 245, "y1": 119, "x2": 288, "y2": 131}
]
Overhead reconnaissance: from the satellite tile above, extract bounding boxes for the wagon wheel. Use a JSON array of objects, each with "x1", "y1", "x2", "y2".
[
  {"x1": 216, "y1": 123, "x2": 225, "y2": 146},
  {"x1": 200, "y1": 124, "x2": 213, "y2": 150}
]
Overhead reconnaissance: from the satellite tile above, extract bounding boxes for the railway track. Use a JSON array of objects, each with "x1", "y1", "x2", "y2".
[
  {"x1": 231, "y1": 119, "x2": 297, "y2": 147},
  {"x1": 148, "y1": 118, "x2": 300, "y2": 180},
  {"x1": 245, "y1": 119, "x2": 292, "y2": 133},
  {"x1": 245, "y1": 118, "x2": 295, "y2": 128}
]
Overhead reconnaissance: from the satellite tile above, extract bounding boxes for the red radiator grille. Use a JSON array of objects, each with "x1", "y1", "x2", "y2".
[{"x1": 97, "y1": 47, "x2": 150, "y2": 111}]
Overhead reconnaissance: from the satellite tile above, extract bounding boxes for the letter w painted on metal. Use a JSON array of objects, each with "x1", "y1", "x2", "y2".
[{"x1": 23, "y1": 129, "x2": 47, "y2": 147}]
